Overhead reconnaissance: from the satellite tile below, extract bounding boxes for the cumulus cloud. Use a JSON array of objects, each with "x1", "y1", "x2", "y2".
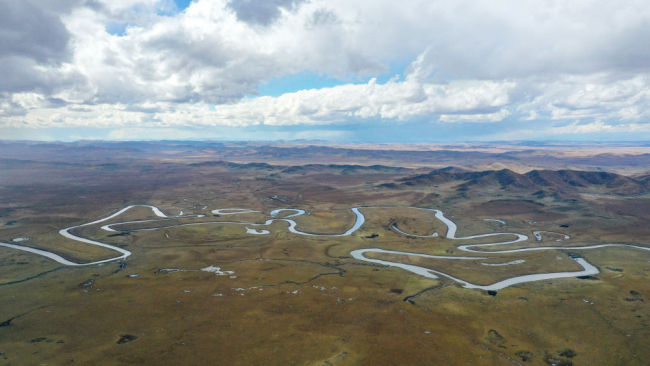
[
  {"x1": 0, "y1": 0, "x2": 649, "y2": 139},
  {"x1": 0, "y1": 1, "x2": 71, "y2": 63},
  {"x1": 1, "y1": 54, "x2": 517, "y2": 128},
  {"x1": 0, "y1": 0, "x2": 78, "y2": 96},
  {"x1": 516, "y1": 74, "x2": 650, "y2": 122},
  {"x1": 1, "y1": 77, "x2": 515, "y2": 128}
]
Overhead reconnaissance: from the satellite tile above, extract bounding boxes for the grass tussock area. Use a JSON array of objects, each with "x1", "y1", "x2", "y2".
[{"x1": 0, "y1": 142, "x2": 649, "y2": 365}]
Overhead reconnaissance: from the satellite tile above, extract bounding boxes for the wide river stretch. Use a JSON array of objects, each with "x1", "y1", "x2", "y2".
[{"x1": 1, "y1": 205, "x2": 648, "y2": 291}]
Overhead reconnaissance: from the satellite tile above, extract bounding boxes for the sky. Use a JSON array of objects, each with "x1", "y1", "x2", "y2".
[{"x1": 0, "y1": 0, "x2": 649, "y2": 142}]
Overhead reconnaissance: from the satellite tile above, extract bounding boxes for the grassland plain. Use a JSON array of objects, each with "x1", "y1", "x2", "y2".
[{"x1": 0, "y1": 142, "x2": 649, "y2": 365}]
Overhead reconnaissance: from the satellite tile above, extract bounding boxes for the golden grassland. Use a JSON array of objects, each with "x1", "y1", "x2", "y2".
[
  {"x1": 0, "y1": 158, "x2": 649, "y2": 365},
  {"x1": 1, "y1": 238, "x2": 648, "y2": 365}
]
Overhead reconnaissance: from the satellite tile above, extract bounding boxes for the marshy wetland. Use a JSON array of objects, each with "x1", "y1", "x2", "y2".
[{"x1": 1, "y1": 141, "x2": 649, "y2": 365}]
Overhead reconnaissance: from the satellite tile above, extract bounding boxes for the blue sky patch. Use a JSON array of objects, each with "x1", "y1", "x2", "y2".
[
  {"x1": 257, "y1": 62, "x2": 411, "y2": 97},
  {"x1": 257, "y1": 71, "x2": 349, "y2": 97},
  {"x1": 174, "y1": 0, "x2": 193, "y2": 11},
  {"x1": 106, "y1": 22, "x2": 129, "y2": 36}
]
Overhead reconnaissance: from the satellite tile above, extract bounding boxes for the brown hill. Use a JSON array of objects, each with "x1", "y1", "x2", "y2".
[{"x1": 396, "y1": 167, "x2": 648, "y2": 195}]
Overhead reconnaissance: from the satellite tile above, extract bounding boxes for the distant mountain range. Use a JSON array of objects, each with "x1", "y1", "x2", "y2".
[
  {"x1": 393, "y1": 167, "x2": 650, "y2": 195},
  {"x1": 2, "y1": 141, "x2": 649, "y2": 174}
]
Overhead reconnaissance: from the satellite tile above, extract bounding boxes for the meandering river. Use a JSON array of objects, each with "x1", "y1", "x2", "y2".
[{"x1": 1, "y1": 204, "x2": 648, "y2": 291}]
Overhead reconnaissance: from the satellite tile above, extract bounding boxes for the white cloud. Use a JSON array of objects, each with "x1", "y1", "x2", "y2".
[
  {"x1": 515, "y1": 74, "x2": 650, "y2": 122},
  {"x1": 2, "y1": 62, "x2": 517, "y2": 127},
  {"x1": 439, "y1": 110, "x2": 511, "y2": 123},
  {"x1": 0, "y1": 0, "x2": 649, "y2": 138},
  {"x1": 546, "y1": 120, "x2": 650, "y2": 135}
]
